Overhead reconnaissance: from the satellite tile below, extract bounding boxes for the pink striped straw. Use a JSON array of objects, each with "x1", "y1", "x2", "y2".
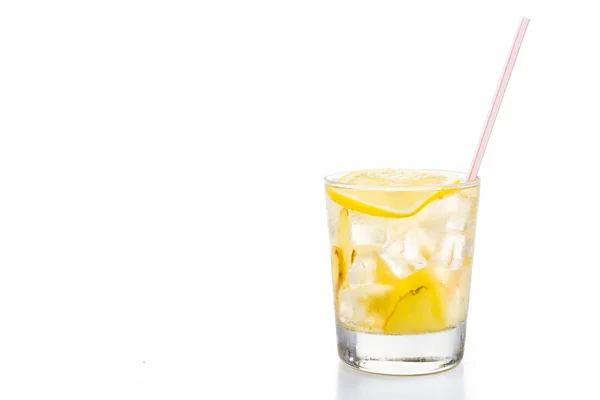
[{"x1": 467, "y1": 17, "x2": 530, "y2": 181}]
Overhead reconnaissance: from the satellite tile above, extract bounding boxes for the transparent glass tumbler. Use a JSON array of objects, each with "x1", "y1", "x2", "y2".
[{"x1": 325, "y1": 169, "x2": 480, "y2": 375}]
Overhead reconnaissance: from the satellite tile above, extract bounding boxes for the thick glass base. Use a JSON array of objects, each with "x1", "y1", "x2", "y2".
[{"x1": 336, "y1": 322, "x2": 466, "y2": 375}]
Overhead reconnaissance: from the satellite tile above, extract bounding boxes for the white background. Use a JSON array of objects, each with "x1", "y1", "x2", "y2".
[{"x1": 1, "y1": 1, "x2": 599, "y2": 399}]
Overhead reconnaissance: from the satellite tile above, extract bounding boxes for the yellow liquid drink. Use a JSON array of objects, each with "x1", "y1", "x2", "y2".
[{"x1": 325, "y1": 169, "x2": 480, "y2": 375}]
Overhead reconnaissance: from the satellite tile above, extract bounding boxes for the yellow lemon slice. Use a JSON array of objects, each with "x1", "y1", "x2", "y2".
[
  {"x1": 383, "y1": 267, "x2": 448, "y2": 334},
  {"x1": 327, "y1": 169, "x2": 461, "y2": 218},
  {"x1": 331, "y1": 209, "x2": 352, "y2": 295}
]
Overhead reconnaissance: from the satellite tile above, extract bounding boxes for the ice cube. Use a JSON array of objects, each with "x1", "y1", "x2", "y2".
[
  {"x1": 386, "y1": 214, "x2": 418, "y2": 237},
  {"x1": 325, "y1": 197, "x2": 342, "y2": 243},
  {"x1": 347, "y1": 252, "x2": 378, "y2": 287},
  {"x1": 350, "y1": 213, "x2": 388, "y2": 246},
  {"x1": 379, "y1": 229, "x2": 434, "y2": 279},
  {"x1": 441, "y1": 267, "x2": 472, "y2": 326},
  {"x1": 443, "y1": 195, "x2": 475, "y2": 231},
  {"x1": 419, "y1": 195, "x2": 475, "y2": 232},
  {"x1": 338, "y1": 284, "x2": 394, "y2": 332},
  {"x1": 433, "y1": 233, "x2": 473, "y2": 269}
]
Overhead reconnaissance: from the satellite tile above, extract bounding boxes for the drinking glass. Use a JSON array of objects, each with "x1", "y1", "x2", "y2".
[{"x1": 325, "y1": 169, "x2": 480, "y2": 375}]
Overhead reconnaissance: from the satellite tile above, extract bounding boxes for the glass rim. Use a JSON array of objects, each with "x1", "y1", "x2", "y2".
[{"x1": 324, "y1": 168, "x2": 481, "y2": 191}]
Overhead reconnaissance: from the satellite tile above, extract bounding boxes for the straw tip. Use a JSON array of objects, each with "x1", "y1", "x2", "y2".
[{"x1": 521, "y1": 16, "x2": 530, "y2": 22}]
